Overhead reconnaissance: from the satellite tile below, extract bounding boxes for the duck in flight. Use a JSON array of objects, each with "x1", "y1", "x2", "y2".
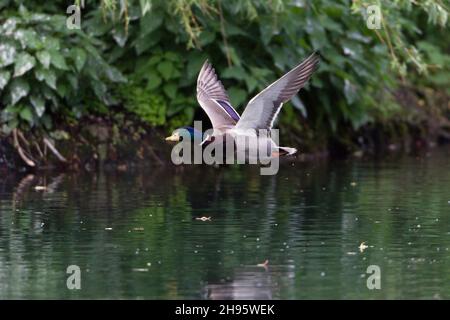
[{"x1": 166, "y1": 52, "x2": 320, "y2": 158}]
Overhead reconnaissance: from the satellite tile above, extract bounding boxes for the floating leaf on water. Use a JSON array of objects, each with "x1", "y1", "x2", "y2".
[
  {"x1": 359, "y1": 242, "x2": 368, "y2": 252},
  {"x1": 132, "y1": 268, "x2": 149, "y2": 272},
  {"x1": 34, "y1": 186, "x2": 47, "y2": 191},
  {"x1": 257, "y1": 260, "x2": 269, "y2": 267},
  {"x1": 195, "y1": 216, "x2": 211, "y2": 222}
]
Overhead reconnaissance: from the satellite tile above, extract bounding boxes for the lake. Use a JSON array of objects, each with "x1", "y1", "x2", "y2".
[{"x1": 0, "y1": 147, "x2": 449, "y2": 299}]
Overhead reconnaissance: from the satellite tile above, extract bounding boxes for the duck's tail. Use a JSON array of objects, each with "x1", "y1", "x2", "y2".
[{"x1": 272, "y1": 146, "x2": 297, "y2": 157}]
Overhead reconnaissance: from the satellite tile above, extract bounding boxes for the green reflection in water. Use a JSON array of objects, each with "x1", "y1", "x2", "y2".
[{"x1": 0, "y1": 148, "x2": 449, "y2": 299}]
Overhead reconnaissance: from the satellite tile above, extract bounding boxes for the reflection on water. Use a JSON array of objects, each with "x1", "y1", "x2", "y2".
[
  {"x1": 0, "y1": 148, "x2": 449, "y2": 299},
  {"x1": 203, "y1": 263, "x2": 295, "y2": 300}
]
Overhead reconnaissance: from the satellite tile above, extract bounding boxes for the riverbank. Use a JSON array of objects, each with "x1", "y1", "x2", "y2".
[
  {"x1": 1, "y1": 84, "x2": 449, "y2": 173},
  {"x1": 0, "y1": 117, "x2": 448, "y2": 173}
]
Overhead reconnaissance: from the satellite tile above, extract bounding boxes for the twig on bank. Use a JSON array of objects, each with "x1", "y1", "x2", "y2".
[
  {"x1": 145, "y1": 142, "x2": 164, "y2": 166},
  {"x1": 43, "y1": 137, "x2": 67, "y2": 163},
  {"x1": 13, "y1": 129, "x2": 36, "y2": 167},
  {"x1": 33, "y1": 141, "x2": 44, "y2": 159}
]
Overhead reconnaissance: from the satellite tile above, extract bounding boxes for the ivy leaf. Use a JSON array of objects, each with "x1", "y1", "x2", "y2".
[
  {"x1": 9, "y1": 78, "x2": 30, "y2": 105},
  {"x1": 50, "y1": 50, "x2": 68, "y2": 70},
  {"x1": 0, "y1": 71, "x2": 11, "y2": 90},
  {"x1": 35, "y1": 68, "x2": 57, "y2": 90},
  {"x1": 30, "y1": 94, "x2": 45, "y2": 117},
  {"x1": 0, "y1": 42, "x2": 17, "y2": 67},
  {"x1": 14, "y1": 52, "x2": 36, "y2": 77},
  {"x1": 36, "y1": 50, "x2": 51, "y2": 69},
  {"x1": 19, "y1": 106, "x2": 34, "y2": 123}
]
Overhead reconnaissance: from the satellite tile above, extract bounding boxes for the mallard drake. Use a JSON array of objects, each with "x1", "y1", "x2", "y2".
[{"x1": 166, "y1": 52, "x2": 320, "y2": 159}]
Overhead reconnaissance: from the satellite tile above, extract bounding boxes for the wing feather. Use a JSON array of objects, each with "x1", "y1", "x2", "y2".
[
  {"x1": 236, "y1": 52, "x2": 320, "y2": 130},
  {"x1": 196, "y1": 60, "x2": 240, "y2": 130}
]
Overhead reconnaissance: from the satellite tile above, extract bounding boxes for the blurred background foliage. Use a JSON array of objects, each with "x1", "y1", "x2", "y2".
[{"x1": 0, "y1": 0, "x2": 449, "y2": 153}]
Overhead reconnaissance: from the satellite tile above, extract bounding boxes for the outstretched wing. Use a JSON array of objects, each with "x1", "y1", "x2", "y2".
[
  {"x1": 197, "y1": 60, "x2": 240, "y2": 130},
  {"x1": 235, "y1": 52, "x2": 319, "y2": 130}
]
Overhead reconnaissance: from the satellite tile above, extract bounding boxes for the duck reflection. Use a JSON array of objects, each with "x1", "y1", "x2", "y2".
[{"x1": 203, "y1": 263, "x2": 295, "y2": 300}]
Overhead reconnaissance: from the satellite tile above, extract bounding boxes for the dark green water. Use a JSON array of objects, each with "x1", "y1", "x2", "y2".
[{"x1": 1, "y1": 148, "x2": 449, "y2": 299}]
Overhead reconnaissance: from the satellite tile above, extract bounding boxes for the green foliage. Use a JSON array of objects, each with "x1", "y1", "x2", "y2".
[
  {"x1": 0, "y1": 0, "x2": 448, "y2": 143},
  {"x1": 90, "y1": 0, "x2": 448, "y2": 134},
  {"x1": 0, "y1": 3, "x2": 125, "y2": 133},
  {"x1": 119, "y1": 82, "x2": 166, "y2": 126}
]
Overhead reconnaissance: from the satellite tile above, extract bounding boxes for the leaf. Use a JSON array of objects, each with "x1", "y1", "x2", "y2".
[
  {"x1": 134, "y1": 33, "x2": 161, "y2": 55},
  {"x1": 157, "y1": 61, "x2": 174, "y2": 81},
  {"x1": 186, "y1": 53, "x2": 206, "y2": 80},
  {"x1": 35, "y1": 68, "x2": 57, "y2": 90},
  {"x1": 71, "y1": 48, "x2": 86, "y2": 71},
  {"x1": 36, "y1": 51, "x2": 51, "y2": 69},
  {"x1": 146, "y1": 72, "x2": 161, "y2": 90},
  {"x1": 139, "y1": 12, "x2": 163, "y2": 36},
  {"x1": 42, "y1": 37, "x2": 60, "y2": 51},
  {"x1": 344, "y1": 79, "x2": 358, "y2": 104},
  {"x1": 0, "y1": 42, "x2": 17, "y2": 68},
  {"x1": 104, "y1": 65, "x2": 127, "y2": 83},
  {"x1": 112, "y1": 26, "x2": 128, "y2": 47},
  {"x1": 163, "y1": 83, "x2": 177, "y2": 99},
  {"x1": 222, "y1": 66, "x2": 246, "y2": 80},
  {"x1": 30, "y1": 94, "x2": 45, "y2": 117},
  {"x1": 18, "y1": 29, "x2": 41, "y2": 50},
  {"x1": 291, "y1": 95, "x2": 308, "y2": 118},
  {"x1": 14, "y1": 52, "x2": 36, "y2": 77},
  {"x1": 228, "y1": 87, "x2": 247, "y2": 108},
  {"x1": 19, "y1": 106, "x2": 34, "y2": 123},
  {"x1": 49, "y1": 50, "x2": 68, "y2": 70},
  {"x1": 199, "y1": 31, "x2": 216, "y2": 46},
  {"x1": 0, "y1": 71, "x2": 11, "y2": 90},
  {"x1": 140, "y1": 0, "x2": 152, "y2": 15},
  {"x1": 9, "y1": 78, "x2": 30, "y2": 105},
  {"x1": 164, "y1": 52, "x2": 180, "y2": 62},
  {"x1": 244, "y1": 76, "x2": 257, "y2": 92},
  {"x1": 91, "y1": 79, "x2": 107, "y2": 101}
]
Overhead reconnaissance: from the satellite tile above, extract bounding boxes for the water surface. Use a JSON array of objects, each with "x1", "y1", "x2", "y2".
[{"x1": 0, "y1": 148, "x2": 449, "y2": 299}]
